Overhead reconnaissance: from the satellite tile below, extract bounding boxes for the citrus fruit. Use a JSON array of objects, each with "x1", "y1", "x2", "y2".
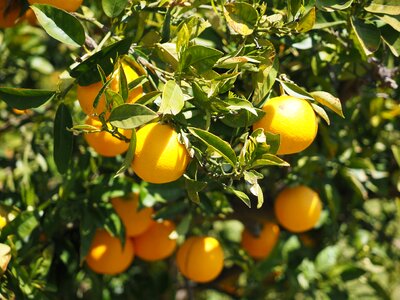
[
  {"x1": 86, "y1": 229, "x2": 134, "y2": 275},
  {"x1": 0, "y1": 0, "x2": 21, "y2": 28},
  {"x1": 253, "y1": 95, "x2": 318, "y2": 155},
  {"x1": 23, "y1": 8, "x2": 37, "y2": 26},
  {"x1": 28, "y1": 0, "x2": 83, "y2": 12},
  {"x1": 77, "y1": 62, "x2": 143, "y2": 117},
  {"x1": 274, "y1": 186, "x2": 322, "y2": 233},
  {"x1": 176, "y1": 236, "x2": 224, "y2": 283},
  {"x1": 131, "y1": 123, "x2": 190, "y2": 184},
  {"x1": 84, "y1": 117, "x2": 132, "y2": 157},
  {"x1": 241, "y1": 221, "x2": 280, "y2": 260},
  {"x1": 0, "y1": 215, "x2": 6, "y2": 230},
  {"x1": 12, "y1": 108, "x2": 28, "y2": 115},
  {"x1": 111, "y1": 193, "x2": 154, "y2": 237},
  {"x1": 133, "y1": 220, "x2": 177, "y2": 261}
]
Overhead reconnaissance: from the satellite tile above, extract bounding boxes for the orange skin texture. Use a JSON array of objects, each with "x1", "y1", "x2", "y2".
[
  {"x1": 241, "y1": 221, "x2": 280, "y2": 260},
  {"x1": 23, "y1": 8, "x2": 37, "y2": 26},
  {"x1": 84, "y1": 117, "x2": 132, "y2": 157},
  {"x1": 274, "y1": 186, "x2": 322, "y2": 233},
  {"x1": 28, "y1": 0, "x2": 83, "y2": 12},
  {"x1": 111, "y1": 193, "x2": 154, "y2": 237},
  {"x1": 131, "y1": 123, "x2": 191, "y2": 184},
  {"x1": 0, "y1": 0, "x2": 21, "y2": 28},
  {"x1": 253, "y1": 95, "x2": 318, "y2": 155},
  {"x1": 133, "y1": 220, "x2": 177, "y2": 261},
  {"x1": 176, "y1": 236, "x2": 224, "y2": 283},
  {"x1": 77, "y1": 63, "x2": 143, "y2": 117},
  {"x1": 86, "y1": 229, "x2": 135, "y2": 275}
]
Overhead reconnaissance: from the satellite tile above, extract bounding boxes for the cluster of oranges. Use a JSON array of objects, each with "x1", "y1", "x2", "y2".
[
  {"x1": 86, "y1": 193, "x2": 225, "y2": 283},
  {"x1": 0, "y1": 0, "x2": 83, "y2": 28},
  {"x1": 241, "y1": 185, "x2": 322, "y2": 260},
  {"x1": 78, "y1": 61, "x2": 191, "y2": 184}
]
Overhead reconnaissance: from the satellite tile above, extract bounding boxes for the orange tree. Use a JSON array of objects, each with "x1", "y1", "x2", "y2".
[{"x1": 0, "y1": 0, "x2": 399, "y2": 299}]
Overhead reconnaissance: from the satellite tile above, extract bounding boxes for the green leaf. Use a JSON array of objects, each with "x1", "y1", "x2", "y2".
[
  {"x1": 315, "y1": 245, "x2": 339, "y2": 273},
  {"x1": 102, "y1": 0, "x2": 128, "y2": 18},
  {"x1": 250, "y1": 154, "x2": 290, "y2": 169},
  {"x1": 175, "y1": 214, "x2": 192, "y2": 237},
  {"x1": 215, "y1": 56, "x2": 260, "y2": 69},
  {"x1": 244, "y1": 170, "x2": 264, "y2": 208},
  {"x1": 224, "y1": 2, "x2": 259, "y2": 36},
  {"x1": 0, "y1": 211, "x2": 38, "y2": 240},
  {"x1": 221, "y1": 108, "x2": 265, "y2": 128},
  {"x1": 0, "y1": 88, "x2": 56, "y2": 109},
  {"x1": 185, "y1": 178, "x2": 207, "y2": 204},
  {"x1": 311, "y1": 103, "x2": 330, "y2": 125},
  {"x1": 288, "y1": 0, "x2": 303, "y2": 18},
  {"x1": 31, "y1": 4, "x2": 85, "y2": 47},
  {"x1": 53, "y1": 104, "x2": 73, "y2": 174},
  {"x1": 158, "y1": 80, "x2": 184, "y2": 115},
  {"x1": 118, "y1": 62, "x2": 129, "y2": 101},
  {"x1": 296, "y1": 7, "x2": 316, "y2": 33},
  {"x1": 115, "y1": 130, "x2": 136, "y2": 177},
  {"x1": 311, "y1": 91, "x2": 344, "y2": 118},
  {"x1": 156, "y1": 43, "x2": 179, "y2": 70},
  {"x1": 316, "y1": 0, "x2": 353, "y2": 12},
  {"x1": 365, "y1": 0, "x2": 400, "y2": 15},
  {"x1": 350, "y1": 18, "x2": 381, "y2": 57},
  {"x1": 377, "y1": 14, "x2": 400, "y2": 32},
  {"x1": 135, "y1": 91, "x2": 162, "y2": 105},
  {"x1": 70, "y1": 38, "x2": 133, "y2": 86},
  {"x1": 109, "y1": 104, "x2": 158, "y2": 129},
  {"x1": 188, "y1": 127, "x2": 237, "y2": 167},
  {"x1": 279, "y1": 81, "x2": 314, "y2": 100},
  {"x1": 227, "y1": 187, "x2": 251, "y2": 208},
  {"x1": 381, "y1": 25, "x2": 400, "y2": 57},
  {"x1": 181, "y1": 45, "x2": 223, "y2": 74},
  {"x1": 251, "y1": 41, "x2": 277, "y2": 106}
]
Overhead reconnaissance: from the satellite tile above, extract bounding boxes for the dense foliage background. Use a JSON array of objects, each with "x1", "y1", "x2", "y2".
[{"x1": 1, "y1": 0, "x2": 399, "y2": 299}]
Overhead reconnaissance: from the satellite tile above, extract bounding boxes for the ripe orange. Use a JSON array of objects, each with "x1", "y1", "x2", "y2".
[
  {"x1": 77, "y1": 62, "x2": 143, "y2": 117},
  {"x1": 133, "y1": 220, "x2": 177, "y2": 261},
  {"x1": 131, "y1": 123, "x2": 191, "y2": 184},
  {"x1": 86, "y1": 229, "x2": 135, "y2": 275},
  {"x1": 253, "y1": 95, "x2": 318, "y2": 155},
  {"x1": 241, "y1": 221, "x2": 280, "y2": 260},
  {"x1": 23, "y1": 8, "x2": 37, "y2": 26},
  {"x1": 28, "y1": 0, "x2": 83, "y2": 12},
  {"x1": 84, "y1": 117, "x2": 132, "y2": 157},
  {"x1": 111, "y1": 193, "x2": 154, "y2": 237},
  {"x1": 12, "y1": 108, "x2": 28, "y2": 115},
  {"x1": 0, "y1": 0, "x2": 21, "y2": 28},
  {"x1": 176, "y1": 236, "x2": 224, "y2": 283},
  {"x1": 0, "y1": 216, "x2": 6, "y2": 230},
  {"x1": 274, "y1": 186, "x2": 322, "y2": 233}
]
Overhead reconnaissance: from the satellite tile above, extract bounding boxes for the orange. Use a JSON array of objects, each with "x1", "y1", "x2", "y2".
[
  {"x1": 133, "y1": 220, "x2": 177, "y2": 261},
  {"x1": 0, "y1": 0, "x2": 21, "y2": 28},
  {"x1": 0, "y1": 215, "x2": 6, "y2": 230},
  {"x1": 176, "y1": 236, "x2": 224, "y2": 283},
  {"x1": 253, "y1": 95, "x2": 318, "y2": 155},
  {"x1": 241, "y1": 221, "x2": 280, "y2": 260},
  {"x1": 274, "y1": 186, "x2": 322, "y2": 233},
  {"x1": 131, "y1": 123, "x2": 190, "y2": 184},
  {"x1": 28, "y1": 0, "x2": 83, "y2": 12},
  {"x1": 84, "y1": 117, "x2": 132, "y2": 157},
  {"x1": 23, "y1": 8, "x2": 37, "y2": 26},
  {"x1": 12, "y1": 108, "x2": 28, "y2": 115},
  {"x1": 111, "y1": 193, "x2": 154, "y2": 237},
  {"x1": 77, "y1": 62, "x2": 143, "y2": 117},
  {"x1": 86, "y1": 229, "x2": 134, "y2": 275}
]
